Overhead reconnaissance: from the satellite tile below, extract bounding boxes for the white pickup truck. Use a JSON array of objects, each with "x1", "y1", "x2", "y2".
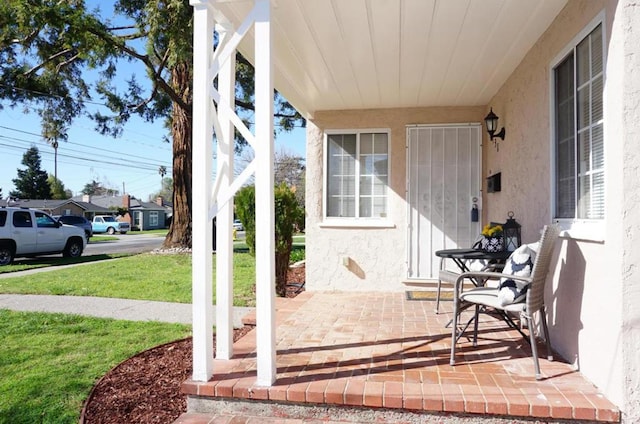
[
  {"x1": 0, "y1": 207, "x2": 86, "y2": 266},
  {"x1": 91, "y1": 215, "x2": 130, "y2": 235}
]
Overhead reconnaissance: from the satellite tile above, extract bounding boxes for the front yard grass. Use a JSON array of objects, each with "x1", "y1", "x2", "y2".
[
  {"x1": 0, "y1": 253, "x2": 133, "y2": 274},
  {"x1": 0, "y1": 309, "x2": 190, "y2": 424},
  {"x1": 0, "y1": 252, "x2": 257, "y2": 306}
]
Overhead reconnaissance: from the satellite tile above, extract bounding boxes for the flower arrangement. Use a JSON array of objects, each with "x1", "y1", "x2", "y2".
[
  {"x1": 482, "y1": 223, "x2": 503, "y2": 237},
  {"x1": 481, "y1": 223, "x2": 504, "y2": 252}
]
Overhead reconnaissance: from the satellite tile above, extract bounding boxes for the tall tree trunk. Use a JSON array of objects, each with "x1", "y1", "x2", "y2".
[{"x1": 163, "y1": 62, "x2": 193, "y2": 249}]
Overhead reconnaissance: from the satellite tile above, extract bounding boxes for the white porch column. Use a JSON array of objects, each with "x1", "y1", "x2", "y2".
[
  {"x1": 215, "y1": 21, "x2": 236, "y2": 360},
  {"x1": 190, "y1": 0, "x2": 214, "y2": 382},
  {"x1": 254, "y1": 0, "x2": 277, "y2": 386}
]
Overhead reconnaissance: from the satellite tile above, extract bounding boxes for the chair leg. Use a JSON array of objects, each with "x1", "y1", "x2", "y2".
[
  {"x1": 450, "y1": 290, "x2": 460, "y2": 366},
  {"x1": 472, "y1": 304, "x2": 480, "y2": 346},
  {"x1": 540, "y1": 306, "x2": 553, "y2": 361},
  {"x1": 527, "y1": 316, "x2": 543, "y2": 380},
  {"x1": 435, "y1": 277, "x2": 442, "y2": 314}
]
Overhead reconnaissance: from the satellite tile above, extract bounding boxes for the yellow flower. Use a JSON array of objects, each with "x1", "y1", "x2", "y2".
[{"x1": 482, "y1": 224, "x2": 503, "y2": 237}]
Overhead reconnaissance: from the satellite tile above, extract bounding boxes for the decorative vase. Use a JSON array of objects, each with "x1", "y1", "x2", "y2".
[{"x1": 481, "y1": 235, "x2": 504, "y2": 252}]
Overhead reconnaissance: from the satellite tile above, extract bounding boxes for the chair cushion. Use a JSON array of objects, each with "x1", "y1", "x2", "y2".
[
  {"x1": 497, "y1": 244, "x2": 537, "y2": 306},
  {"x1": 460, "y1": 287, "x2": 526, "y2": 312}
]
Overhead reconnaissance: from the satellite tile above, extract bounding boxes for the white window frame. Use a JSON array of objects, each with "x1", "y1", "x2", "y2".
[
  {"x1": 149, "y1": 211, "x2": 159, "y2": 227},
  {"x1": 550, "y1": 11, "x2": 606, "y2": 242},
  {"x1": 321, "y1": 128, "x2": 393, "y2": 228}
]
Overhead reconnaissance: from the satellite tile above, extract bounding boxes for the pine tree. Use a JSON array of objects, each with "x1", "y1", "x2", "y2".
[{"x1": 10, "y1": 147, "x2": 51, "y2": 199}]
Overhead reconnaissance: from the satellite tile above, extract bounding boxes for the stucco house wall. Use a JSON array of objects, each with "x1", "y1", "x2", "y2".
[
  {"x1": 305, "y1": 0, "x2": 638, "y2": 419},
  {"x1": 306, "y1": 106, "x2": 484, "y2": 292},
  {"x1": 482, "y1": 0, "x2": 637, "y2": 417}
]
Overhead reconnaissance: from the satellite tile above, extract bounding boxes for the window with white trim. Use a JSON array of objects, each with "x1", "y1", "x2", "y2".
[
  {"x1": 554, "y1": 23, "x2": 604, "y2": 220},
  {"x1": 325, "y1": 131, "x2": 389, "y2": 218},
  {"x1": 149, "y1": 211, "x2": 159, "y2": 227}
]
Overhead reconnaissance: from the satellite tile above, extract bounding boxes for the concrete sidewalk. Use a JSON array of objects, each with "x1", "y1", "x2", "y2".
[{"x1": 0, "y1": 294, "x2": 253, "y2": 328}]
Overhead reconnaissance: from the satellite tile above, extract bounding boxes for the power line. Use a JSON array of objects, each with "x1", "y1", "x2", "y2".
[
  {"x1": 0, "y1": 101, "x2": 173, "y2": 151},
  {"x1": 0, "y1": 137, "x2": 172, "y2": 173},
  {"x1": 0, "y1": 125, "x2": 171, "y2": 165}
]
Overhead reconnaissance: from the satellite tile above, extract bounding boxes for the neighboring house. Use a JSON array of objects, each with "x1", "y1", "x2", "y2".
[
  {"x1": 71, "y1": 194, "x2": 170, "y2": 230},
  {"x1": 130, "y1": 197, "x2": 171, "y2": 231},
  {"x1": 191, "y1": 1, "x2": 639, "y2": 422},
  {"x1": 0, "y1": 198, "x2": 111, "y2": 217}
]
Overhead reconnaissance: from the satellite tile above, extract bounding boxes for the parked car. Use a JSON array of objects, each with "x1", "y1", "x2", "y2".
[
  {"x1": 54, "y1": 215, "x2": 93, "y2": 242},
  {"x1": 233, "y1": 219, "x2": 244, "y2": 231},
  {"x1": 91, "y1": 215, "x2": 130, "y2": 235},
  {"x1": 0, "y1": 207, "x2": 86, "y2": 265}
]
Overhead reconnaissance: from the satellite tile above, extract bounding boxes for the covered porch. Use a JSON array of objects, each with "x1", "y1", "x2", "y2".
[
  {"x1": 187, "y1": 0, "x2": 638, "y2": 421},
  {"x1": 179, "y1": 291, "x2": 619, "y2": 423}
]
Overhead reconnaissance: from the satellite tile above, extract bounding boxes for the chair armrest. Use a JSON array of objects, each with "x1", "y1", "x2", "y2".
[
  {"x1": 453, "y1": 271, "x2": 533, "y2": 298},
  {"x1": 456, "y1": 271, "x2": 534, "y2": 284}
]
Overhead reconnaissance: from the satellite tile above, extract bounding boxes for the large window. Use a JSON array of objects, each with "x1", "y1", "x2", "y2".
[
  {"x1": 149, "y1": 211, "x2": 159, "y2": 227},
  {"x1": 554, "y1": 23, "x2": 604, "y2": 220},
  {"x1": 325, "y1": 130, "x2": 389, "y2": 219}
]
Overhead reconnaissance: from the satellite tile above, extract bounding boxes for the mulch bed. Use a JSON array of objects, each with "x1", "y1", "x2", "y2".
[{"x1": 80, "y1": 264, "x2": 304, "y2": 424}]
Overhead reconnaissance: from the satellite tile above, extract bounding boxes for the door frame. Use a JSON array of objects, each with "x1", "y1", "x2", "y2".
[{"x1": 405, "y1": 123, "x2": 483, "y2": 281}]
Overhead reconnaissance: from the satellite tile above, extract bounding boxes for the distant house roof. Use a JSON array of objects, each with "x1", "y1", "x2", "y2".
[
  {"x1": 0, "y1": 198, "x2": 66, "y2": 209},
  {"x1": 0, "y1": 198, "x2": 111, "y2": 214},
  {"x1": 70, "y1": 194, "x2": 172, "y2": 215},
  {"x1": 71, "y1": 194, "x2": 125, "y2": 209},
  {"x1": 131, "y1": 199, "x2": 166, "y2": 211}
]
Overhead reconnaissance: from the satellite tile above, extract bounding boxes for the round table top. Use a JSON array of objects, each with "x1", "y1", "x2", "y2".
[{"x1": 435, "y1": 248, "x2": 511, "y2": 261}]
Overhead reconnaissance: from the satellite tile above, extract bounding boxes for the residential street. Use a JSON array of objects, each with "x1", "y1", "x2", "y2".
[{"x1": 85, "y1": 232, "x2": 165, "y2": 255}]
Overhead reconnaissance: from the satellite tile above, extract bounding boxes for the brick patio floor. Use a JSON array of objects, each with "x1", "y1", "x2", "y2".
[{"x1": 178, "y1": 291, "x2": 620, "y2": 423}]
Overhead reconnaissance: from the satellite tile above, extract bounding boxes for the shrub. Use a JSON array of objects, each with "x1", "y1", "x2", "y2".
[{"x1": 235, "y1": 183, "x2": 304, "y2": 296}]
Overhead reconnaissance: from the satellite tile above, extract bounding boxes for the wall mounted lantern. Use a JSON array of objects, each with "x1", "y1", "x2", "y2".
[{"x1": 484, "y1": 107, "x2": 506, "y2": 150}]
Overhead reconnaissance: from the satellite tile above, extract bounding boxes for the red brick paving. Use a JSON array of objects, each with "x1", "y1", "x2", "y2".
[{"x1": 180, "y1": 292, "x2": 620, "y2": 423}]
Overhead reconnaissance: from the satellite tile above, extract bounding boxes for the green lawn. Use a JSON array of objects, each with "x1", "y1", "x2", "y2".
[
  {"x1": 0, "y1": 252, "x2": 258, "y2": 306},
  {"x1": 0, "y1": 237, "x2": 305, "y2": 423},
  {"x1": 0, "y1": 253, "x2": 133, "y2": 274},
  {"x1": 0, "y1": 309, "x2": 190, "y2": 424}
]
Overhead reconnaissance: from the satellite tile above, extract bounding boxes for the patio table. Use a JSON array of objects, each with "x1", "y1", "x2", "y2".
[
  {"x1": 434, "y1": 248, "x2": 511, "y2": 327},
  {"x1": 435, "y1": 248, "x2": 511, "y2": 277}
]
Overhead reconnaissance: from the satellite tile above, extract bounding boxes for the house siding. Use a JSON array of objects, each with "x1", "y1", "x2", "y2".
[
  {"x1": 306, "y1": 106, "x2": 484, "y2": 292},
  {"x1": 484, "y1": 0, "x2": 637, "y2": 419}
]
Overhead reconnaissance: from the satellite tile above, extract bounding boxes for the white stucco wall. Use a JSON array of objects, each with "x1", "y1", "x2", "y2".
[
  {"x1": 615, "y1": 1, "x2": 640, "y2": 421},
  {"x1": 484, "y1": 0, "x2": 638, "y2": 419},
  {"x1": 304, "y1": 0, "x2": 639, "y2": 419},
  {"x1": 306, "y1": 107, "x2": 484, "y2": 292}
]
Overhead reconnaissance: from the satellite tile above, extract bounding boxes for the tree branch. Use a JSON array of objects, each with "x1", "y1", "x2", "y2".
[
  {"x1": 56, "y1": 53, "x2": 80, "y2": 72},
  {"x1": 234, "y1": 98, "x2": 297, "y2": 119},
  {"x1": 24, "y1": 48, "x2": 76, "y2": 77},
  {"x1": 84, "y1": 27, "x2": 189, "y2": 112}
]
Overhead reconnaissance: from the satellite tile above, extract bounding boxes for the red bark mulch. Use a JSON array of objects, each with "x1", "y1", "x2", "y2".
[{"x1": 80, "y1": 264, "x2": 305, "y2": 424}]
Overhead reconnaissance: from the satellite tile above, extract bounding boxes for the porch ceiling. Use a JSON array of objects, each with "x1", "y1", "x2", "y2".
[{"x1": 214, "y1": 0, "x2": 568, "y2": 117}]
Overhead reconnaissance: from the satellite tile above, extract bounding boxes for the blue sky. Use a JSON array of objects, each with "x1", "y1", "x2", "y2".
[
  {"x1": 0, "y1": 2, "x2": 305, "y2": 201},
  {"x1": 0, "y1": 99, "x2": 306, "y2": 201}
]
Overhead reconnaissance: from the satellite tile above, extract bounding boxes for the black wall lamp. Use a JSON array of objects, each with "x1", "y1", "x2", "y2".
[{"x1": 484, "y1": 107, "x2": 506, "y2": 150}]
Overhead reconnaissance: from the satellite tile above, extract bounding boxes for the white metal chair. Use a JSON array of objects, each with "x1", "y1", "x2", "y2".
[{"x1": 449, "y1": 224, "x2": 560, "y2": 380}]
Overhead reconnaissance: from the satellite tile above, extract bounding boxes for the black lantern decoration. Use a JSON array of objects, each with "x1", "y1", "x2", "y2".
[
  {"x1": 503, "y1": 211, "x2": 521, "y2": 252},
  {"x1": 484, "y1": 107, "x2": 506, "y2": 151}
]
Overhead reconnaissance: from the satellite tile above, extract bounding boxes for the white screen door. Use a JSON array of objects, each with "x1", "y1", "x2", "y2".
[{"x1": 407, "y1": 125, "x2": 482, "y2": 280}]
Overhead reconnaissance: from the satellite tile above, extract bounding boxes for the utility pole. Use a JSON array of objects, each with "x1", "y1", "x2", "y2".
[{"x1": 52, "y1": 139, "x2": 59, "y2": 181}]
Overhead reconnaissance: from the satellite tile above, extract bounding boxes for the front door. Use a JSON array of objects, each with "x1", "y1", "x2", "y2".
[{"x1": 407, "y1": 124, "x2": 482, "y2": 280}]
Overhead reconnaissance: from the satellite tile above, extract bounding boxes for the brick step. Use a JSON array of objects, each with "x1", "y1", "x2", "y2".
[
  {"x1": 174, "y1": 398, "x2": 576, "y2": 424},
  {"x1": 173, "y1": 412, "x2": 369, "y2": 423}
]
